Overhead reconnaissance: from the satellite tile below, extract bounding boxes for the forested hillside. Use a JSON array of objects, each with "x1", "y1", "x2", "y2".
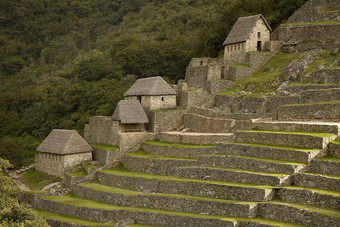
[{"x1": 0, "y1": 0, "x2": 307, "y2": 168}]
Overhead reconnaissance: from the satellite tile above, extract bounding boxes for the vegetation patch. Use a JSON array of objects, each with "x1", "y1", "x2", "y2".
[
  {"x1": 304, "y1": 172, "x2": 340, "y2": 179},
  {"x1": 280, "y1": 186, "x2": 340, "y2": 197},
  {"x1": 21, "y1": 169, "x2": 61, "y2": 190},
  {"x1": 225, "y1": 142, "x2": 319, "y2": 152},
  {"x1": 233, "y1": 63, "x2": 250, "y2": 67},
  {"x1": 34, "y1": 209, "x2": 114, "y2": 226},
  {"x1": 330, "y1": 140, "x2": 340, "y2": 145},
  {"x1": 315, "y1": 156, "x2": 340, "y2": 162},
  {"x1": 90, "y1": 143, "x2": 119, "y2": 151},
  {"x1": 127, "y1": 149, "x2": 195, "y2": 161},
  {"x1": 240, "y1": 130, "x2": 334, "y2": 138},
  {"x1": 68, "y1": 169, "x2": 87, "y2": 177},
  {"x1": 144, "y1": 140, "x2": 215, "y2": 148}
]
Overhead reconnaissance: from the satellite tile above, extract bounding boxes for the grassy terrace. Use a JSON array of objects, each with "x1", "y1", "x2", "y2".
[
  {"x1": 43, "y1": 194, "x2": 308, "y2": 227},
  {"x1": 225, "y1": 142, "x2": 320, "y2": 152},
  {"x1": 202, "y1": 154, "x2": 304, "y2": 166},
  {"x1": 280, "y1": 186, "x2": 340, "y2": 198},
  {"x1": 303, "y1": 172, "x2": 340, "y2": 179},
  {"x1": 80, "y1": 182, "x2": 257, "y2": 205},
  {"x1": 330, "y1": 140, "x2": 340, "y2": 145},
  {"x1": 144, "y1": 140, "x2": 215, "y2": 148},
  {"x1": 99, "y1": 164, "x2": 273, "y2": 189},
  {"x1": 68, "y1": 169, "x2": 87, "y2": 177},
  {"x1": 21, "y1": 169, "x2": 61, "y2": 190},
  {"x1": 126, "y1": 149, "x2": 195, "y2": 161},
  {"x1": 239, "y1": 130, "x2": 334, "y2": 138},
  {"x1": 90, "y1": 143, "x2": 119, "y2": 151},
  {"x1": 315, "y1": 156, "x2": 340, "y2": 162},
  {"x1": 34, "y1": 209, "x2": 114, "y2": 226},
  {"x1": 180, "y1": 166, "x2": 287, "y2": 178}
]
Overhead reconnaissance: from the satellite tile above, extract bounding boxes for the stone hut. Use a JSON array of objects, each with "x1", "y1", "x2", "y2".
[
  {"x1": 223, "y1": 14, "x2": 272, "y2": 67},
  {"x1": 35, "y1": 129, "x2": 93, "y2": 177},
  {"x1": 124, "y1": 76, "x2": 177, "y2": 117},
  {"x1": 112, "y1": 100, "x2": 149, "y2": 133}
]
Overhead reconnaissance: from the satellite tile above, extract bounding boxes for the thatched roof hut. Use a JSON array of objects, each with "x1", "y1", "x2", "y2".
[
  {"x1": 223, "y1": 14, "x2": 271, "y2": 46},
  {"x1": 112, "y1": 100, "x2": 149, "y2": 124}
]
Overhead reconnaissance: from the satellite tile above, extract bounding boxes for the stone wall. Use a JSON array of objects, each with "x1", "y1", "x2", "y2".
[
  {"x1": 118, "y1": 132, "x2": 156, "y2": 153},
  {"x1": 307, "y1": 69, "x2": 340, "y2": 84},
  {"x1": 328, "y1": 142, "x2": 340, "y2": 157},
  {"x1": 92, "y1": 148, "x2": 119, "y2": 165},
  {"x1": 84, "y1": 116, "x2": 118, "y2": 145},
  {"x1": 229, "y1": 66, "x2": 252, "y2": 82},
  {"x1": 215, "y1": 95, "x2": 266, "y2": 113},
  {"x1": 148, "y1": 110, "x2": 183, "y2": 132},
  {"x1": 206, "y1": 80, "x2": 234, "y2": 95},
  {"x1": 178, "y1": 90, "x2": 214, "y2": 110}
]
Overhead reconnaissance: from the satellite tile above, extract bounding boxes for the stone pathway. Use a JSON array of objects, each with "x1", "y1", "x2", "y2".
[{"x1": 9, "y1": 172, "x2": 31, "y2": 191}]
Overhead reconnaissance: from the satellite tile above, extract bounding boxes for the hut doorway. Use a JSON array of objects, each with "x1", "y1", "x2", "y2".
[{"x1": 257, "y1": 41, "x2": 262, "y2": 51}]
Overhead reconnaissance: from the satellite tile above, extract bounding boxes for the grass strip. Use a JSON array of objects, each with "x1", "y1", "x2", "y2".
[
  {"x1": 80, "y1": 183, "x2": 257, "y2": 205},
  {"x1": 225, "y1": 142, "x2": 319, "y2": 152},
  {"x1": 34, "y1": 209, "x2": 114, "y2": 226},
  {"x1": 144, "y1": 140, "x2": 215, "y2": 148},
  {"x1": 330, "y1": 140, "x2": 340, "y2": 145},
  {"x1": 68, "y1": 169, "x2": 87, "y2": 177},
  {"x1": 126, "y1": 149, "x2": 195, "y2": 161},
  {"x1": 302, "y1": 172, "x2": 340, "y2": 179},
  {"x1": 280, "y1": 186, "x2": 340, "y2": 197},
  {"x1": 90, "y1": 143, "x2": 119, "y2": 151},
  {"x1": 21, "y1": 169, "x2": 61, "y2": 190},
  {"x1": 179, "y1": 166, "x2": 287, "y2": 177},
  {"x1": 239, "y1": 130, "x2": 334, "y2": 137},
  {"x1": 99, "y1": 164, "x2": 273, "y2": 189},
  {"x1": 283, "y1": 100, "x2": 340, "y2": 106},
  {"x1": 315, "y1": 156, "x2": 340, "y2": 162}
]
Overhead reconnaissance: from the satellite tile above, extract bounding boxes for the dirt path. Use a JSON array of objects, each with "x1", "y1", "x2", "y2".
[{"x1": 9, "y1": 172, "x2": 31, "y2": 191}]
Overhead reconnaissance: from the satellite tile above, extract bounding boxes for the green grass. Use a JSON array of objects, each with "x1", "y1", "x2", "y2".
[
  {"x1": 68, "y1": 169, "x2": 87, "y2": 177},
  {"x1": 127, "y1": 149, "x2": 195, "y2": 161},
  {"x1": 282, "y1": 21, "x2": 340, "y2": 26},
  {"x1": 218, "y1": 51, "x2": 302, "y2": 96},
  {"x1": 320, "y1": 10, "x2": 340, "y2": 14},
  {"x1": 233, "y1": 63, "x2": 250, "y2": 67},
  {"x1": 280, "y1": 186, "x2": 340, "y2": 197},
  {"x1": 203, "y1": 154, "x2": 305, "y2": 166},
  {"x1": 287, "y1": 83, "x2": 338, "y2": 87},
  {"x1": 34, "y1": 209, "x2": 114, "y2": 226},
  {"x1": 315, "y1": 156, "x2": 340, "y2": 162},
  {"x1": 240, "y1": 130, "x2": 334, "y2": 138},
  {"x1": 303, "y1": 172, "x2": 340, "y2": 179},
  {"x1": 144, "y1": 140, "x2": 215, "y2": 148},
  {"x1": 283, "y1": 100, "x2": 340, "y2": 106},
  {"x1": 90, "y1": 143, "x2": 119, "y2": 151},
  {"x1": 100, "y1": 164, "x2": 273, "y2": 189},
  {"x1": 330, "y1": 140, "x2": 340, "y2": 145},
  {"x1": 80, "y1": 182, "x2": 257, "y2": 205},
  {"x1": 225, "y1": 142, "x2": 320, "y2": 152},
  {"x1": 21, "y1": 169, "x2": 61, "y2": 190}
]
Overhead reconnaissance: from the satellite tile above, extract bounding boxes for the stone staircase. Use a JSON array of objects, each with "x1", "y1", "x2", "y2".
[{"x1": 30, "y1": 120, "x2": 340, "y2": 226}]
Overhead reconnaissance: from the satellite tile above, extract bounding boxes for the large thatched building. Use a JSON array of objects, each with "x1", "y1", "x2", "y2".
[
  {"x1": 112, "y1": 100, "x2": 149, "y2": 133},
  {"x1": 124, "y1": 76, "x2": 177, "y2": 117},
  {"x1": 35, "y1": 129, "x2": 93, "y2": 177},
  {"x1": 223, "y1": 14, "x2": 272, "y2": 67}
]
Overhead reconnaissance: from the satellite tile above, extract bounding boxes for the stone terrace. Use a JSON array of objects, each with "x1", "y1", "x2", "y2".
[{"x1": 28, "y1": 120, "x2": 340, "y2": 226}]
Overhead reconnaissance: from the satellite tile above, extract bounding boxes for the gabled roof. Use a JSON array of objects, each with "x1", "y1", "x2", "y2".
[
  {"x1": 223, "y1": 14, "x2": 272, "y2": 46},
  {"x1": 112, "y1": 100, "x2": 149, "y2": 124},
  {"x1": 37, "y1": 129, "x2": 93, "y2": 155},
  {"x1": 124, "y1": 76, "x2": 177, "y2": 96}
]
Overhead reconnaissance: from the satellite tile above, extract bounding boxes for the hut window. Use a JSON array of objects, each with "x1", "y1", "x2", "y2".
[
  {"x1": 200, "y1": 61, "x2": 203, "y2": 66},
  {"x1": 161, "y1": 97, "x2": 165, "y2": 101},
  {"x1": 258, "y1": 32, "x2": 261, "y2": 39},
  {"x1": 238, "y1": 44, "x2": 240, "y2": 50}
]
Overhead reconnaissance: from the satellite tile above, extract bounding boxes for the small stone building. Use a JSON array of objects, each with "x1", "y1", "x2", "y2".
[
  {"x1": 223, "y1": 14, "x2": 272, "y2": 67},
  {"x1": 124, "y1": 76, "x2": 177, "y2": 117},
  {"x1": 35, "y1": 129, "x2": 93, "y2": 177},
  {"x1": 112, "y1": 100, "x2": 149, "y2": 133}
]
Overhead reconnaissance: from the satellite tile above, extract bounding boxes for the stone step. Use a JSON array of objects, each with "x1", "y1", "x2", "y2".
[
  {"x1": 234, "y1": 130, "x2": 336, "y2": 150},
  {"x1": 277, "y1": 101, "x2": 340, "y2": 121},
  {"x1": 219, "y1": 142, "x2": 321, "y2": 163},
  {"x1": 300, "y1": 88, "x2": 340, "y2": 104},
  {"x1": 34, "y1": 209, "x2": 117, "y2": 227},
  {"x1": 329, "y1": 140, "x2": 340, "y2": 157},
  {"x1": 72, "y1": 183, "x2": 258, "y2": 218},
  {"x1": 183, "y1": 113, "x2": 235, "y2": 133},
  {"x1": 278, "y1": 186, "x2": 340, "y2": 210},
  {"x1": 197, "y1": 155, "x2": 305, "y2": 174},
  {"x1": 293, "y1": 173, "x2": 340, "y2": 191},
  {"x1": 122, "y1": 150, "x2": 197, "y2": 175},
  {"x1": 142, "y1": 141, "x2": 221, "y2": 159},
  {"x1": 280, "y1": 84, "x2": 339, "y2": 94},
  {"x1": 96, "y1": 165, "x2": 274, "y2": 202},
  {"x1": 36, "y1": 194, "x2": 309, "y2": 227},
  {"x1": 251, "y1": 120, "x2": 340, "y2": 135},
  {"x1": 260, "y1": 201, "x2": 340, "y2": 227},
  {"x1": 176, "y1": 166, "x2": 291, "y2": 186},
  {"x1": 157, "y1": 131, "x2": 233, "y2": 145},
  {"x1": 306, "y1": 156, "x2": 340, "y2": 176}
]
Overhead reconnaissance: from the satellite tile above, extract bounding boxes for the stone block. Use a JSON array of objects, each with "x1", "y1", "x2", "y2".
[
  {"x1": 300, "y1": 88, "x2": 340, "y2": 104},
  {"x1": 148, "y1": 110, "x2": 183, "y2": 133},
  {"x1": 206, "y1": 80, "x2": 234, "y2": 95},
  {"x1": 157, "y1": 132, "x2": 233, "y2": 145},
  {"x1": 306, "y1": 158, "x2": 340, "y2": 176},
  {"x1": 293, "y1": 173, "x2": 340, "y2": 191},
  {"x1": 329, "y1": 143, "x2": 340, "y2": 157}
]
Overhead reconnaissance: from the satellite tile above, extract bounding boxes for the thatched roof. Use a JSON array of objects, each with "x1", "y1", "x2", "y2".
[
  {"x1": 124, "y1": 76, "x2": 177, "y2": 97},
  {"x1": 223, "y1": 14, "x2": 272, "y2": 46},
  {"x1": 112, "y1": 100, "x2": 149, "y2": 124},
  {"x1": 37, "y1": 129, "x2": 93, "y2": 155}
]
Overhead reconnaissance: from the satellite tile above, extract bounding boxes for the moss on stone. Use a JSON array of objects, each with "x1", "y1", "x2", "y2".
[
  {"x1": 239, "y1": 130, "x2": 334, "y2": 138},
  {"x1": 144, "y1": 140, "x2": 215, "y2": 148},
  {"x1": 225, "y1": 142, "x2": 319, "y2": 152},
  {"x1": 90, "y1": 143, "x2": 119, "y2": 151},
  {"x1": 280, "y1": 186, "x2": 340, "y2": 197},
  {"x1": 21, "y1": 169, "x2": 61, "y2": 190},
  {"x1": 233, "y1": 63, "x2": 250, "y2": 67},
  {"x1": 330, "y1": 140, "x2": 340, "y2": 145},
  {"x1": 127, "y1": 149, "x2": 195, "y2": 161},
  {"x1": 303, "y1": 172, "x2": 340, "y2": 179},
  {"x1": 100, "y1": 164, "x2": 273, "y2": 189},
  {"x1": 315, "y1": 156, "x2": 340, "y2": 162}
]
